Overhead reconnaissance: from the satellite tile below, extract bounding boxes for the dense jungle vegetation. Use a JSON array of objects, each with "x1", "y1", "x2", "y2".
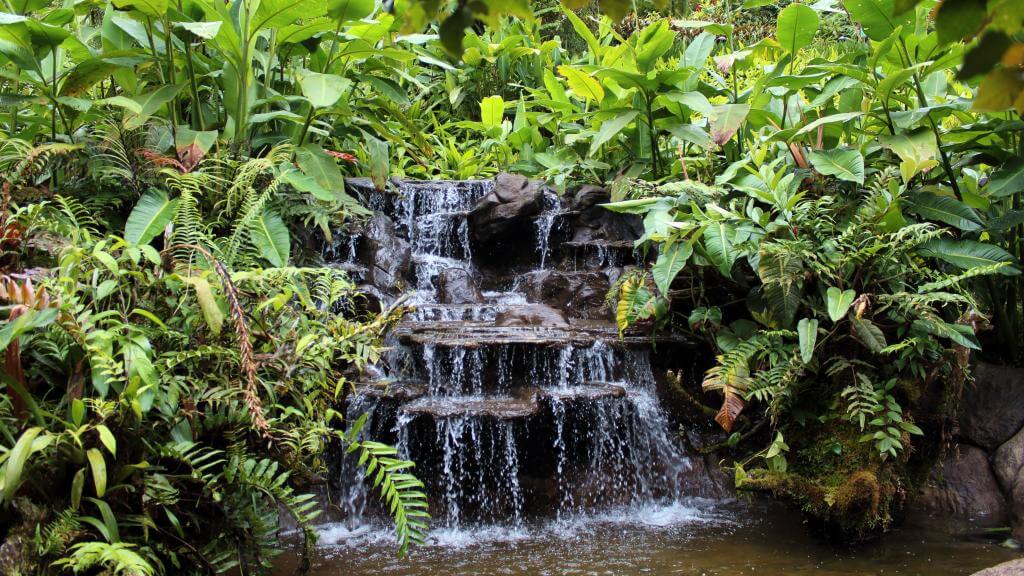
[{"x1": 0, "y1": 0, "x2": 1022, "y2": 572}]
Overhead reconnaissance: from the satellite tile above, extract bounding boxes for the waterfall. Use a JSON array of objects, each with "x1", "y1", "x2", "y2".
[{"x1": 328, "y1": 178, "x2": 713, "y2": 538}]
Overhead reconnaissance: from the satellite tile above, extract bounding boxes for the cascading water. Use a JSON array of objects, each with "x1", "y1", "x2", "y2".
[{"x1": 325, "y1": 177, "x2": 719, "y2": 546}]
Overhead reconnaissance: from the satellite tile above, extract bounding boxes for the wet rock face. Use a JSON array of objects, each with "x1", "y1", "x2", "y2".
[
  {"x1": 357, "y1": 214, "x2": 410, "y2": 295},
  {"x1": 918, "y1": 444, "x2": 1009, "y2": 523},
  {"x1": 521, "y1": 269, "x2": 616, "y2": 319},
  {"x1": 436, "y1": 268, "x2": 483, "y2": 304},
  {"x1": 994, "y1": 426, "x2": 1024, "y2": 540},
  {"x1": 959, "y1": 363, "x2": 1024, "y2": 450},
  {"x1": 494, "y1": 304, "x2": 569, "y2": 328},
  {"x1": 468, "y1": 173, "x2": 544, "y2": 250},
  {"x1": 565, "y1": 185, "x2": 643, "y2": 245},
  {"x1": 329, "y1": 176, "x2": 715, "y2": 525}
]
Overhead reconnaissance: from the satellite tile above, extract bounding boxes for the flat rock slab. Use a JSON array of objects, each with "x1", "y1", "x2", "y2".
[
  {"x1": 357, "y1": 380, "x2": 428, "y2": 401},
  {"x1": 402, "y1": 396, "x2": 539, "y2": 419},
  {"x1": 394, "y1": 320, "x2": 687, "y2": 348},
  {"x1": 972, "y1": 559, "x2": 1024, "y2": 576},
  {"x1": 563, "y1": 240, "x2": 636, "y2": 250},
  {"x1": 494, "y1": 304, "x2": 569, "y2": 328},
  {"x1": 539, "y1": 383, "x2": 627, "y2": 402}
]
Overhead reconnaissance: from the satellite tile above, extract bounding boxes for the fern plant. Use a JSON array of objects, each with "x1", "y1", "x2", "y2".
[{"x1": 607, "y1": 155, "x2": 1016, "y2": 538}]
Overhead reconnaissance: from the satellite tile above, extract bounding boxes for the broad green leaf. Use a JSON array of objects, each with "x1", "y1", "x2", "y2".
[
  {"x1": 797, "y1": 318, "x2": 818, "y2": 363},
  {"x1": 363, "y1": 75, "x2": 408, "y2": 105},
  {"x1": 988, "y1": 159, "x2": 1024, "y2": 198},
  {"x1": 175, "y1": 127, "x2": 218, "y2": 164},
  {"x1": 364, "y1": 133, "x2": 389, "y2": 192},
  {"x1": 875, "y1": 63, "x2": 928, "y2": 104},
  {"x1": 251, "y1": 0, "x2": 329, "y2": 33},
  {"x1": 652, "y1": 241, "x2": 693, "y2": 295},
  {"x1": 561, "y1": 5, "x2": 601, "y2": 56},
  {"x1": 181, "y1": 276, "x2": 224, "y2": 335},
  {"x1": 117, "y1": 83, "x2": 186, "y2": 129},
  {"x1": 919, "y1": 239, "x2": 1021, "y2": 274},
  {"x1": 663, "y1": 91, "x2": 715, "y2": 118},
  {"x1": 795, "y1": 112, "x2": 864, "y2": 136},
  {"x1": 111, "y1": 0, "x2": 168, "y2": 17},
  {"x1": 282, "y1": 168, "x2": 334, "y2": 202},
  {"x1": 807, "y1": 148, "x2": 865, "y2": 184},
  {"x1": 703, "y1": 221, "x2": 737, "y2": 276},
  {"x1": 71, "y1": 468, "x2": 85, "y2": 509},
  {"x1": 0, "y1": 308, "x2": 58, "y2": 352},
  {"x1": 8, "y1": 0, "x2": 50, "y2": 13},
  {"x1": 2, "y1": 426, "x2": 43, "y2": 502},
  {"x1": 777, "y1": 4, "x2": 819, "y2": 54},
  {"x1": 665, "y1": 122, "x2": 714, "y2": 150},
  {"x1": 95, "y1": 425, "x2": 117, "y2": 456},
  {"x1": 827, "y1": 287, "x2": 856, "y2": 323},
  {"x1": 912, "y1": 318, "x2": 981, "y2": 350},
  {"x1": 682, "y1": 32, "x2": 716, "y2": 69},
  {"x1": 295, "y1": 143, "x2": 346, "y2": 191},
  {"x1": 124, "y1": 189, "x2": 178, "y2": 246},
  {"x1": 60, "y1": 58, "x2": 125, "y2": 97},
  {"x1": 176, "y1": 20, "x2": 222, "y2": 40},
  {"x1": 326, "y1": 0, "x2": 375, "y2": 21},
  {"x1": 86, "y1": 447, "x2": 106, "y2": 497},
  {"x1": 601, "y1": 197, "x2": 662, "y2": 214},
  {"x1": 842, "y1": 0, "x2": 913, "y2": 41},
  {"x1": 879, "y1": 130, "x2": 938, "y2": 182},
  {"x1": 558, "y1": 65, "x2": 604, "y2": 103},
  {"x1": 851, "y1": 316, "x2": 887, "y2": 352},
  {"x1": 299, "y1": 71, "x2": 350, "y2": 109},
  {"x1": 250, "y1": 209, "x2": 290, "y2": 267},
  {"x1": 589, "y1": 109, "x2": 639, "y2": 156},
  {"x1": 480, "y1": 95, "x2": 504, "y2": 128},
  {"x1": 636, "y1": 20, "x2": 674, "y2": 72},
  {"x1": 908, "y1": 192, "x2": 983, "y2": 231},
  {"x1": 710, "y1": 104, "x2": 750, "y2": 146}
]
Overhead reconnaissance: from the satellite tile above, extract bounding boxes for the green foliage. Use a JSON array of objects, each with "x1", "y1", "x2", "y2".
[{"x1": 0, "y1": 0, "x2": 1022, "y2": 555}]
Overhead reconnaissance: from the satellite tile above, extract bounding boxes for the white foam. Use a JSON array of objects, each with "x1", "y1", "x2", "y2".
[{"x1": 316, "y1": 499, "x2": 727, "y2": 552}]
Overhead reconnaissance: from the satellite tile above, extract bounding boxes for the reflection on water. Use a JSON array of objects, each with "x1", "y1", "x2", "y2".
[{"x1": 276, "y1": 499, "x2": 1021, "y2": 576}]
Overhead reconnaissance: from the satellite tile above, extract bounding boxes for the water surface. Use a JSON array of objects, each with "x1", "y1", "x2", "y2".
[{"x1": 279, "y1": 499, "x2": 1020, "y2": 576}]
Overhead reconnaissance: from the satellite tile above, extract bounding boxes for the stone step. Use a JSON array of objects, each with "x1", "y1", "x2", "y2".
[
  {"x1": 355, "y1": 379, "x2": 427, "y2": 401},
  {"x1": 394, "y1": 320, "x2": 685, "y2": 348},
  {"x1": 397, "y1": 383, "x2": 630, "y2": 420},
  {"x1": 540, "y1": 382, "x2": 627, "y2": 402},
  {"x1": 402, "y1": 395, "x2": 539, "y2": 419},
  {"x1": 562, "y1": 240, "x2": 636, "y2": 250}
]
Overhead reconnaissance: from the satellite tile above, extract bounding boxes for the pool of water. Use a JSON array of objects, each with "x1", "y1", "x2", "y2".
[{"x1": 276, "y1": 499, "x2": 1020, "y2": 576}]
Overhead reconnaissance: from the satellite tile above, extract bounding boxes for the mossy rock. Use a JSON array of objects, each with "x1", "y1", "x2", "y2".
[{"x1": 737, "y1": 419, "x2": 917, "y2": 542}]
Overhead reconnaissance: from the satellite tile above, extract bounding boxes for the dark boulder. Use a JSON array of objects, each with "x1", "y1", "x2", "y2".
[
  {"x1": 918, "y1": 444, "x2": 1009, "y2": 523},
  {"x1": 435, "y1": 267, "x2": 483, "y2": 304},
  {"x1": 468, "y1": 173, "x2": 545, "y2": 247},
  {"x1": 569, "y1": 184, "x2": 610, "y2": 213},
  {"x1": 960, "y1": 363, "x2": 1024, "y2": 450},
  {"x1": 565, "y1": 184, "x2": 643, "y2": 244},
  {"x1": 494, "y1": 304, "x2": 570, "y2": 328},
  {"x1": 994, "y1": 426, "x2": 1024, "y2": 541},
  {"x1": 356, "y1": 214, "x2": 410, "y2": 295}
]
